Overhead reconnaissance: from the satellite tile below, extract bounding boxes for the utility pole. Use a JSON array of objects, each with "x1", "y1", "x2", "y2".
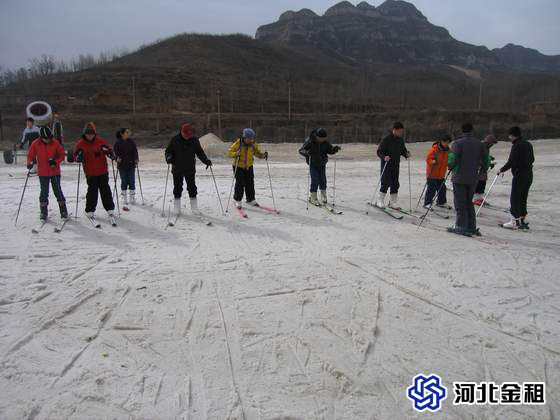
[{"x1": 217, "y1": 89, "x2": 222, "y2": 139}]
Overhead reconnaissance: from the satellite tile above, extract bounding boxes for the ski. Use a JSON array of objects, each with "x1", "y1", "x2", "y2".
[
  {"x1": 498, "y1": 223, "x2": 529, "y2": 233},
  {"x1": 247, "y1": 204, "x2": 280, "y2": 214},
  {"x1": 309, "y1": 201, "x2": 343, "y2": 215},
  {"x1": 418, "y1": 207, "x2": 450, "y2": 220},
  {"x1": 31, "y1": 220, "x2": 49, "y2": 234},
  {"x1": 366, "y1": 202, "x2": 403, "y2": 220},
  {"x1": 191, "y1": 212, "x2": 213, "y2": 226},
  {"x1": 236, "y1": 206, "x2": 248, "y2": 219},
  {"x1": 54, "y1": 213, "x2": 73, "y2": 233}
]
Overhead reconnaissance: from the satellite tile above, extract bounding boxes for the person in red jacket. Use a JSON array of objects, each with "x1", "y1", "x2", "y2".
[
  {"x1": 73, "y1": 122, "x2": 115, "y2": 220},
  {"x1": 424, "y1": 134, "x2": 451, "y2": 209},
  {"x1": 27, "y1": 126, "x2": 68, "y2": 220}
]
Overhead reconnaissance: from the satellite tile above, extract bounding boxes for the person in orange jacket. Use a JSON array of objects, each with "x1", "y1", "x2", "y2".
[
  {"x1": 27, "y1": 126, "x2": 67, "y2": 220},
  {"x1": 424, "y1": 135, "x2": 451, "y2": 209},
  {"x1": 73, "y1": 122, "x2": 116, "y2": 221}
]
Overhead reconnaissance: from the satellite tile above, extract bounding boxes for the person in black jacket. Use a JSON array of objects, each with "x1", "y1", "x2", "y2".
[
  {"x1": 52, "y1": 111, "x2": 64, "y2": 146},
  {"x1": 164, "y1": 124, "x2": 212, "y2": 215},
  {"x1": 114, "y1": 128, "x2": 139, "y2": 207},
  {"x1": 498, "y1": 126, "x2": 535, "y2": 230},
  {"x1": 375, "y1": 122, "x2": 410, "y2": 209},
  {"x1": 298, "y1": 128, "x2": 340, "y2": 205}
]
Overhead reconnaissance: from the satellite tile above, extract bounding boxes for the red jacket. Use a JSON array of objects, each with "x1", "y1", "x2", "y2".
[
  {"x1": 27, "y1": 139, "x2": 65, "y2": 177},
  {"x1": 426, "y1": 142, "x2": 449, "y2": 179},
  {"x1": 74, "y1": 136, "x2": 112, "y2": 176}
]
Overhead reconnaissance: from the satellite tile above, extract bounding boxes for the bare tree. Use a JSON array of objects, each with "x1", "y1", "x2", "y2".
[{"x1": 29, "y1": 54, "x2": 56, "y2": 78}]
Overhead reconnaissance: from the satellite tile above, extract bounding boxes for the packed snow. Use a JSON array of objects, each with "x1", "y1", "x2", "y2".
[{"x1": 0, "y1": 139, "x2": 559, "y2": 419}]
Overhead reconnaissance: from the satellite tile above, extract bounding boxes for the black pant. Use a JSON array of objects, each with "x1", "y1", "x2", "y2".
[
  {"x1": 510, "y1": 172, "x2": 533, "y2": 219},
  {"x1": 380, "y1": 161, "x2": 400, "y2": 194},
  {"x1": 119, "y1": 167, "x2": 136, "y2": 191},
  {"x1": 39, "y1": 175, "x2": 66, "y2": 206},
  {"x1": 453, "y1": 183, "x2": 477, "y2": 232},
  {"x1": 173, "y1": 172, "x2": 197, "y2": 198},
  {"x1": 85, "y1": 173, "x2": 115, "y2": 213},
  {"x1": 475, "y1": 179, "x2": 487, "y2": 195},
  {"x1": 234, "y1": 166, "x2": 255, "y2": 202},
  {"x1": 424, "y1": 178, "x2": 447, "y2": 206},
  {"x1": 309, "y1": 165, "x2": 327, "y2": 193}
]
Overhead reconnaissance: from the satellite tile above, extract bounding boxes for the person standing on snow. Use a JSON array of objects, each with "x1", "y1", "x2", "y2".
[
  {"x1": 20, "y1": 117, "x2": 41, "y2": 149},
  {"x1": 73, "y1": 122, "x2": 116, "y2": 221},
  {"x1": 52, "y1": 111, "x2": 64, "y2": 147},
  {"x1": 424, "y1": 134, "x2": 451, "y2": 209},
  {"x1": 228, "y1": 128, "x2": 268, "y2": 209},
  {"x1": 299, "y1": 128, "x2": 341, "y2": 206},
  {"x1": 473, "y1": 135, "x2": 498, "y2": 206},
  {"x1": 447, "y1": 123, "x2": 489, "y2": 237},
  {"x1": 113, "y1": 128, "x2": 139, "y2": 208},
  {"x1": 497, "y1": 126, "x2": 534, "y2": 230},
  {"x1": 375, "y1": 122, "x2": 410, "y2": 209},
  {"x1": 164, "y1": 123, "x2": 212, "y2": 216},
  {"x1": 26, "y1": 126, "x2": 68, "y2": 220}
]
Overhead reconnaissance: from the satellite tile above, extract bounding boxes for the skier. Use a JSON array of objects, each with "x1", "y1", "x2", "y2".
[
  {"x1": 20, "y1": 117, "x2": 41, "y2": 149},
  {"x1": 375, "y1": 122, "x2": 410, "y2": 209},
  {"x1": 52, "y1": 111, "x2": 64, "y2": 146},
  {"x1": 113, "y1": 128, "x2": 139, "y2": 208},
  {"x1": 164, "y1": 123, "x2": 212, "y2": 216},
  {"x1": 473, "y1": 135, "x2": 497, "y2": 206},
  {"x1": 447, "y1": 123, "x2": 489, "y2": 237},
  {"x1": 424, "y1": 134, "x2": 451, "y2": 209},
  {"x1": 298, "y1": 128, "x2": 340, "y2": 205},
  {"x1": 228, "y1": 128, "x2": 268, "y2": 209},
  {"x1": 26, "y1": 126, "x2": 68, "y2": 220},
  {"x1": 73, "y1": 122, "x2": 116, "y2": 222},
  {"x1": 497, "y1": 126, "x2": 534, "y2": 230}
]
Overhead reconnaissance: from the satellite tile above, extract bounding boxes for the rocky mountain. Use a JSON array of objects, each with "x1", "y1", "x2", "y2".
[{"x1": 256, "y1": 0, "x2": 560, "y2": 73}]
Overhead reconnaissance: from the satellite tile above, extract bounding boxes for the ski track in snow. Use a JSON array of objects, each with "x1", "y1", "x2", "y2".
[{"x1": 0, "y1": 140, "x2": 559, "y2": 419}]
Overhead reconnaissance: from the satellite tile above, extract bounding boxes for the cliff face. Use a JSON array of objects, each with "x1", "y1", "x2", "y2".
[{"x1": 256, "y1": 0, "x2": 560, "y2": 73}]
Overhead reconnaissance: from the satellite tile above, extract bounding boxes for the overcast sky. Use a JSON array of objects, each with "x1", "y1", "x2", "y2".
[{"x1": 1, "y1": 0, "x2": 559, "y2": 69}]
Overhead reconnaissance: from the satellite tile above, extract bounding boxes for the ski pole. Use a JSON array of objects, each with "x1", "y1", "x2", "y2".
[
  {"x1": 75, "y1": 163, "x2": 81, "y2": 220},
  {"x1": 136, "y1": 164, "x2": 145, "y2": 205},
  {"x1": 209, "y1": 166, "x2": 225, "y2": 215},
  {"x1": 112, "y1": 166, "x2": 120, "y2": 203},
  {"x1": 368, "y1": 159, "x2": 389, "y2": 208},
  {"x1": 161, "y1": 164, "x2": 170, "y2": 217},
  {"x1": 418, "y1": 170, "x2": 451, "y2": 229},
  {"x1": 306, "y1": 156, "x2": 312, "y2": 211},
  {"x1": 476, "y1": 173, "x2": 500, "y2": 217},
  {"x1": 111, "y1": 159, "x2": 121, "y2": 217},
  {"x1": 14, "y1": 168, "x2": 32, "y2": 226},
  {"x1": 226, "y1": 154, "x2": 240, "y2": 213},
  {"x1": 415, "y1": 182, "x2": 428, "y2": 211},
  {"x1": 265, "y1": 156, "x2": 277, "y2": 212},
  {"x1": 408, "y1": 158, "x2": 412, "y2": 213},
  {"x1": 332, "y1": 157, "x2": 337, "y2": 208}
]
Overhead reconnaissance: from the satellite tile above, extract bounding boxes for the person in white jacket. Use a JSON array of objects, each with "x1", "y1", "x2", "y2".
[{"x1": 20, "y1": 117, "x2": 41, "y2": 149}]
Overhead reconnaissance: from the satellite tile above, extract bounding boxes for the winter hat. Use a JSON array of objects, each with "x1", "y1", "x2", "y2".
[
  {"x1": 441, "y1": 134, "x2": 452, "y2": 142},
  {"x1": 483, "y1": 135, "x2": 498, "y2": 146},
  {"x1": 242, "y1": 128, "x2": 256, "y2": 139},
  {"x1": 40, "y1": 126, "x2": 53, "y2": 139},
  {"x1": 393, "y1": 121, "x2": 404, "y2": 130},
  {"x1": 315, "y1": 128, "x2": 327, "y2": 138},
  {"x1": 462, "y1": 123, "x2": 473, "y2": 133},
  {"x1": 181, "y1": 123, "x2": 193, "y2": 139},
  {"x1": 508, "y1": 126, "x2": 521, "y2": 138},
  {"x1": 83, "y1": 122, "x2": 97, "y2": 135}
]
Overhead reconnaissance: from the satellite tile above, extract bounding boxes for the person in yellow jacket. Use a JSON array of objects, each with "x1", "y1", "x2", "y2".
[{"x1": 228, "y1": 128, "x2": 268, "y2": 209}]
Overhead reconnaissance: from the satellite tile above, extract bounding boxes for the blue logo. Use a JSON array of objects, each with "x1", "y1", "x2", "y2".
[{"x1": 407, "y1": 374, "x2": 447, "y2": 412}]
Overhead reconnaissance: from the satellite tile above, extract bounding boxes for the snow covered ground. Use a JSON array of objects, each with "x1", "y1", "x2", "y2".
[{"x1": 0, "y1": 139, "x2": 559, "y2": 419}]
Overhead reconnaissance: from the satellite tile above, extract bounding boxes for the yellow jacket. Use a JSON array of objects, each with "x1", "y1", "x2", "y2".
[{"x1": 228, "y1": 139, "x2": 265, "y2": 169}]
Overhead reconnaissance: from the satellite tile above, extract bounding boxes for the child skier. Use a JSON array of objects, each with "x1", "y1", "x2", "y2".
[
  {"x1": 74, "y1": 122, "x2": 116, "y2": 222},
  {"x1": 26, "y1": 126, "x2": 68, "y2": 220},
  {"x1": 114, "y1": 128, "x2": 139, "y2": 209},
  {"x1": 298, "y1": 128, "x2": 340, "y2": 205},
  {"x1": 376, "y1": 122, "x2": 410, "y2": 209},
  {"x1": 20, "y1": 117, "x2": 41, "y2": 149},
  {"x1": 164, "y1": 123, "x2": 212, "y2": 216},
  {"x1": 424, "y1": 134, "x2": 451, "y2": 209},
  {"x1": 473, "y1": 135, "x2": 497, "y2": 206},
  {"x1": 228, "y1": 128, "x2": 268, "y2": 209},
  {"x1": 497, "y1": 126, "x2": 534, "y2": 230}
]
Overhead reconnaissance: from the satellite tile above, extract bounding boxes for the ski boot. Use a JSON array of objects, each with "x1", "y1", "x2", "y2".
[
  {"x1": 436, "y1": 203, "x2": 452, "y2": 210},
  {"x1": 447, "y1": 226, "x2": 472, "y2": 237},
  {"x1": 501, "y1": 217, "x2": 520, "y2": 230},
  {"x1": 376, "y1": 192, "x2": 387, "y2": 208},
  {"x1": 388, "y1": 194, "x2": 401, "y2": 210},
  {"x1": 58, "y1": 201, "x2": 68, "y2": 219},
  {"x1": 235, "y1": 201, "x2": 243, "y2": 209},
  {"x1": 173, "y1": 198, "x2": 182, "y2": 216},
  {"x1": 320, "y1": 190, "x2": 328, "y2": 204},
  {"x1": 247, "y1": 200, "x2": 260, "y2": 207},
  {"x1": 309, "y1": 192, "x2": 320, "y2": 206},
  {"x1": 129, "y1": 190, "x2": 136, "y2": 205},
  {"x1": 190, "y1": 197, "x2": 201, "y2": 215}
]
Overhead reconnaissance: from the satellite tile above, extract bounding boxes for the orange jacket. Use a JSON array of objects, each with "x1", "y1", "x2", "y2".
[
  {"x1": 27, "y1": 138, "x2": 65, "y2": 177},
  {"x1": 426, "y1": 142, "x2": 449, "y2": 179}
]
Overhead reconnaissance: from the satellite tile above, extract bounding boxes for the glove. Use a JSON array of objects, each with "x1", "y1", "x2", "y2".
[
  {"x1": 165, "y1": 153, "x2": 173, "y2": 164},
  {"x1": 101, "y1": 145, "x2": 113, "y2": 158},
  {"x1": 333, "y1": 146, "x2": 341, "y2": 153},
  {"x1": 431, "y1": 159, "x2": 437, "y2": 165},
  {"x1": 20, "y1": 143, "x2": 25, "y2": 149},
  {"x1": 48, "y1": 158, "x2": 56, "y2": 167},
  {"x1": 205, "y1": 160, "x2": 213, "y2": 169},
  {"x1": 490, "y1": 162, "x2": 496, "y2": 170},
  {"x1": 263, "y1": 152, "x2": 269, "y2": 160},
  {"x1": 108, "y1": 152, "x2": 116, "y2": 161},
  {"x1": 384, "y1": 156, "x2": 391, "y2": 162},
  {"x1": 27, "y1": 163, "x2": 34, "y2": 170},
  {"x1": 76, "y1": 150, "x2": 84, "y2": 163}
]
